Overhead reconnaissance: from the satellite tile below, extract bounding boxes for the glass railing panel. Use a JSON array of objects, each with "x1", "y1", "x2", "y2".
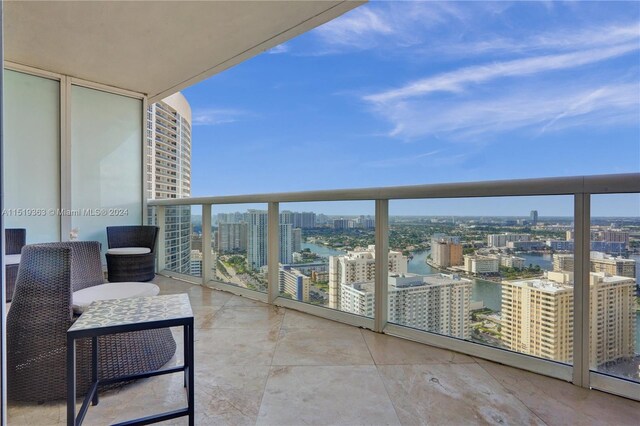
[
  {"x1": 590, "y1": 193, "x2": 639, "y2": 384},
  {"x1": 389, "y1": 196, "x2": 573, "y2": 364},
  {"x1": 278, "y1": 201, "x2": 375, "y2": 317},
  {"x1": 210, "y1": 204, "x2": 269, "y2": 293}
]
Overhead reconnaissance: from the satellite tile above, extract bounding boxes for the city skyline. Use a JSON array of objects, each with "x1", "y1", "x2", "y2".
[{"x1": 183, "y1": 1, "x2": 640, "y2": 215}]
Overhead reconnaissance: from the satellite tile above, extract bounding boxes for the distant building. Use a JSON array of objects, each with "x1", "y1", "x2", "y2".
[
  {"x1": 431, "y1": 238, "x2": 463, "y2": 268},
  {"x1": 553, "y1": 252, "x2": 635, "y2": 279},
  {"x1": 279, "y1": 265, "x2": 310, "y2": 302},
  {"x1": 217, "y1": 222, "x2": 247, "y2": 253},
  {"x1": 247, "y1": 210, "x2": 268, "y2": 269},
  {"x1": 190, "y1": 250, "x2": 203, "y2": 276},
  {"x1": 499, "y1": 255, "x2": 526, "y2": 269},
  {"x1": 530, "y1": 210, "x2": 538, "y2": 226},
  {"x1": 507, "y1": 241, "x2": 547, "y2": 251},
  {"x1": 280, "y1": 223, "x2": 293, "y2": 264},
  {"x1": 602, "y1": 230, "x2": 629, "y2": 248},
  {"x1": 340, "y1": 273, "x2": 472, "y2": 339},
  {"x1": 566, "y1": 230, "x2": 574, "y2": 241},
  {"x1": 487, "y1": 233, "x2": 530, "y2": 248},
  {"x1": 501, "y1": 272, "x2": 636, "y2": 366},
  {"x1": 333, "y1": 219, "x2": 354, "y2": 229},
  {"x1": 292, "y1": 228, "x2": 302, "y2": 253},
  {"x1": 547, "y1": 240, "x2": 626, "y2": 254},
  {"x1": 553, "y1": 253, "x2": 575, "y2": 272},
  {"x1": 464, "y1": 255, "x2": 499, "y2": 274},
  {"x1": 329, "y1": 245, "x2": 407, "y2": 309}
]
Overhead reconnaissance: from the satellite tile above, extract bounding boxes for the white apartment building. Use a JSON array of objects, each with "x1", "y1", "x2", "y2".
[
  {"x1": 329, "y1": 245, "x2": 407, "y2": 309},
  {"x1": 247, "y1": 210, "x2": 268, "y2": 269},
  {"x1": 499, "y1": 255, "x2": 526, "y2": 269},
  {"x1": 279, "y1": 266, "x2": 310, "y2": 302},
  {"x1": 147, "y1": 93, "x2": 192, "y2": 274},
  {"x1": 340, "y1": 273, "x2": 472, "y2": 339},
  {"x1": 464, "y1": 255, "x2": 499, "y2": 274},
  {"x1": 487, "y1": 233, "x2": 530, "y2": 248}
]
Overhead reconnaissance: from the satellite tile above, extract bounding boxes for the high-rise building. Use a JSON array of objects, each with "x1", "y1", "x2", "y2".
[
  {"x1": 292, "y1": 228, "x2": 302, "y2": 253},
  {"x1": 329, "y1": 245, "x2": 407, "y2": 309},
  {"x1": 339, "y1": 273, "x2": 472, "y2": 339},
  {"x1": 501, "y1": 272, "x2": 636, "y2": 366},
  {"x1": 217, "y1": 222, "x2": 247, "y2": 253},
  {"x1": 247, "y1": 210, "x2": 268, "y2": 269},
  {"x1": 431, "y1": 238, "x2": 463, "y2": 268},
  {"x1": 530, "y1": 210, "x2": 538, "y2": 226},
  {"x1": 279, "y1": 223, "x2": 293, "y2": 264},
  {"x1": 146, "y1": 93, "x2": 192, "y2": 274}
]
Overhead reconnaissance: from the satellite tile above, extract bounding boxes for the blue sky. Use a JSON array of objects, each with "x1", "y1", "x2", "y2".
[{"x1": 183, "y1": 1, "x2": 640, "y2": 216}]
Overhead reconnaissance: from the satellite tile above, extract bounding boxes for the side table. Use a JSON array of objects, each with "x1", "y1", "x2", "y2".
[{"x1": 67, "y1": 294, "x2": 194, "y2": 426}]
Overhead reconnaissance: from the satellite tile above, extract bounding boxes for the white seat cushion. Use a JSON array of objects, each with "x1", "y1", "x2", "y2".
[
  {"x1": 5, "y1": 254, "x2": 21, "y2": 265},
  {"x1": 72, "y1": 282, "x2": 160, "y2": 314},
  {"x1": 106, "y1": 247, "x2": 151, "y2": 255}
]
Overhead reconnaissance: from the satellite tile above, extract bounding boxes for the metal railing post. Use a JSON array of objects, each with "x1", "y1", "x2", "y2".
[
  {"x1": 267, "y1": 202, "x2": 280, "y2": 304},
  {"x1": 374, "y1": 199, "x2": 389, "y2": 332},
  {"x1": 202, "y1": 204, "x2": 212, "y2": 285},
  {"x1": 573, "y1": 193, "x2": 591, "y2": 388},
  {"x1": 156, "y1": 205, "x2": 166, "y2": 273}
]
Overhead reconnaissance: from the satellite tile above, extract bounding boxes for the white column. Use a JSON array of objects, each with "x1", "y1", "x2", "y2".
[
  {"x1": 202, "y1": 204, "x2": 212, "y2": 285},
  {"x1": 374, "y1": 199, "x2": 389, "y2": 332},
  {"x1": 267, "y1": 202, "x2": 280, "y2": 304},
  {"x1": 573, "y1": 193, "x2": 590, "y2": 387},
  {"x1": 156, "y1": 205, "x2": 166, "y2": 272}
]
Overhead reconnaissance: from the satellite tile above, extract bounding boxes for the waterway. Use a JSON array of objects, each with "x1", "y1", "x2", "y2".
[
  {"x1": 301, "y1": 242, "x2": 345, "y2": 258},
  {"x1": 304, "y1": 243, "x2": 639, "y2": 355}
]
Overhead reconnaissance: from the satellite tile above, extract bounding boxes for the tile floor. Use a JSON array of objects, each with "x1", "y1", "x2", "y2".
[{"x1": 7, "y1": 275, "x2": 640, "y2": 425}]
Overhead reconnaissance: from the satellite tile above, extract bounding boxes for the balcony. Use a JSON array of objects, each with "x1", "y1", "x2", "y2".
[{"x1": 7, "y1": 275, "x2": 640, "y2": 425}]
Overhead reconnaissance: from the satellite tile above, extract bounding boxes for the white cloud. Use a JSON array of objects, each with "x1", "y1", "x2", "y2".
[
  {"x1": 371, "y1": 83, "x2": 639, "y2": 140},
  {"x1": 312, "y1": 2, "x2": 465, "y2": 53},
  {"x1": 192, "y1": 108, "x2": 247, "y2": 126},
  {"x1": 365, "y1": 43, "x2": 639, "y2": 104},
  {"x1": 266, "y1": 44, "x2": 289, "y2": 55}
]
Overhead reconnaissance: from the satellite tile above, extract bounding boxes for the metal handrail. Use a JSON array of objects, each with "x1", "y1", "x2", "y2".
[{"x1": 147, "y1": 173, "x2": 640, "y2": 206}]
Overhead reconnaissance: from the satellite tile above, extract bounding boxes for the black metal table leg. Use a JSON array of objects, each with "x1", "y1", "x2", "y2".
[
  {"x1": 92, "y1": 336, "x2": 99, "y2": 406},
  {"x1": 67, "y1": 335, "x2": 76, "y2": 426},
  {"x1": 187, "y1": 321, "x2": 195, "y2": 426}
]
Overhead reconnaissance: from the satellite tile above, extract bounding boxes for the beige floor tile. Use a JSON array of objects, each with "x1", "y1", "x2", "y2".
[
  {"x1": 377, "y1": 363, "x2": 545, "y2": 426},
  {"x1": 257, "y1": 365, "x2": 401, "y2": 426},
  {"x1": 192, "y1": 305, "x2": 222, "y2": 329},
  {"x1": 272, "y1": 327, "x2": 374, "y2": 366},
  {"x1": 7, "y1": 401, "x2": 64, "y2": 425},
  {"x1": 479, "y1": 362, "x2": 640, "y2": 426},
  {"x1": 224, "y1": 295, "x2": 269, "y2": 308},
  {"x1": 195, "y1": 327, "x2": 279, "y2": 366},
  {"x1": 362, "y1": 330, "x2": 475, "y2": 365},
  {"x1": 208, "y1": 306, "x2": 283, "y2": 330},
  {"x1": 281, "y1": 308, "x2": 355, "y2": 330}
]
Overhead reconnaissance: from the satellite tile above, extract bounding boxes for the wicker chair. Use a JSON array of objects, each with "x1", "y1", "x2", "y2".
[
  {"x1": 106, "y1": 226, "x2": 159, "y2": 282},
  {"x1": 6, "y1": 241, "x2": 176, "y2": 402},
  {"x1": 5, "y1": 228, "x2": 26, "y2": 302}
]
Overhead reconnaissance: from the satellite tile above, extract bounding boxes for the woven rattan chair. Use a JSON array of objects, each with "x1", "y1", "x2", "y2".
[
  {"x1": 106, "y1": 226, "x2": 159, "y2": 282},
  {"x1": 5, "y1": 228, "x2": 26, "y2": 302},
  {"x1": 6, "y1": 241, "x2": 176, "y2": 402}
]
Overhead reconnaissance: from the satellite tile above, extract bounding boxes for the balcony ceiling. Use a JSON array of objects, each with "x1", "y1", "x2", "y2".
[{"x1": 4, "y1": 0, "x2": 363, "y2": 102}]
